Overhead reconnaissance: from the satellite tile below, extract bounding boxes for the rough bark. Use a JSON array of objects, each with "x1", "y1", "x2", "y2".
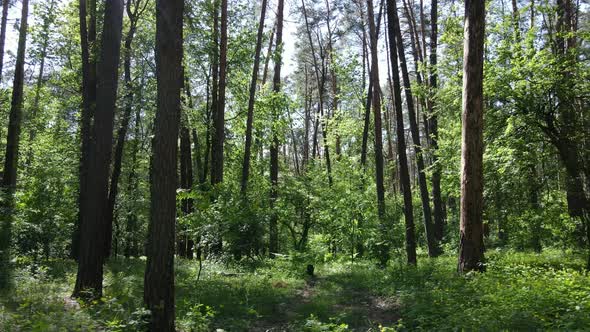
[
  {"x1": 74, "y1": 0, "x2": 124, "y2": 299},
  {"x1": 143, "y1": 0, "x2": 183, "y2": 330},
  {"x1": 458, "y1": 0, "x2": 486, "y2": 274},
  {"x1": 386, "y1": 0, "x2": 417, "y2": 265}
]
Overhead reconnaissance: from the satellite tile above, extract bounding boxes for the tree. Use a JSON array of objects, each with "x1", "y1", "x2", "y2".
[
  {"x1": 241, "y1": 0, "x2": 269, "y2": 194},
  {"x1": 458, "y1": 0, "x2": 486, "y2": 273},
  {"x1": 73, "y1": 0, "x2": 124, "y2": 298},
  {"x1": 386, "y1": 0, "x2": 417, "y2": 265},
  {"x1": 367, "y1": 0, "x2": 389, "y2": 266},
  {"x1": 428, "y1": 0, "x2": 445, "y2": 243},
  {"x1": 105, "y1": 0, "x2": 148, "y2": 258},
  {"x1": 72, "y1": 0, "x2": 97, "y2": 261},
  {"x1": 269, "y1": 0, "x2": 285, "y2": 257},
  {"x1": 211, "y1": 0, "x2": 227, "y2": 186},
  {"x1": 0, "y1": 0, "x2": 29, "y2": 290},
  {"x1": 389, "y1": 0, "x2": 439, "y2": 257},
  {"x1": 143, "y1": 0, "x2": 183, "y2": 330},
  {"x1": 0, "y1": 0, "x2": 10, "y2": 81}
]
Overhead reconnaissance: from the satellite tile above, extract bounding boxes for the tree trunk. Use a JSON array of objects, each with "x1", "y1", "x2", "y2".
[
  {"x1": 74, "y1": 0, "x2": 124, "y2": 299},
  {"x1": 0, "y1": 0, "x2": 9, "y2": 82},
  {"x1": 179, "y1": 115, "x2": 194, "y2": 259},
  {"x1": 211, "y1": 0, "x2": 227, "y2": 186},
  {"x1": 144, "y1": 0, "x2": 183, "y2": 330},
  {"x1": 429, "y1": 0, "x2": 445, "y2": 243},
  {"x1": 360, "y1": 1, "x2": 384, "y2": 167},
  {"x1": 72, "y1": 0, "x2": 97, "y2": 261},
  {"x1": 105, "y1": 0, "x2": 145, "y2": 259},
  {"x1": 241, "y1": 0, "x2": 268, "y2": 194},
  {"x1": 386, "y1": 0, "x2": 417, "y2": 265},
  {"x1": 458, "y1": 0, "x2": 486, "y2": 274},
  {"x1": 0, "y1": 0, "x2": 28, "y2": 290},
  {"x1": 301, "y1": 0, "x2": 332, "y2": 185},
  {"x1": 390, "y1": 0, "x2": 439, "y2": 257},
  {"x1": 27, "y1": 0, "x2": 57, "y2": 162},
  {"x1": 367, "y1": 0, "x2": 389, "y2": 266},
  {"x1": 269, "y1": 0, "x2": 284, "y2": 258}
]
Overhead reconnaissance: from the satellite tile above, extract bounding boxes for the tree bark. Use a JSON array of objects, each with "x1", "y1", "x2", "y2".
[
  {"x1": 74, "y1": 0, "x2": 124, "y2": 299},
  {"x1": 144, "y1": 0, "x2": 183, "y2": 330},
  {"x1": 0, "y1": 0, "x2": 28, "y2": 290},
  {"x1": 386, "y1": 0, "x2": 417, "y2": 265},
  {"x1": 458, "y1": 0, "x2": 486, "y2": 274},
  {"x1": 241, "y1": 0, "x2": 268, "y2": 194}
]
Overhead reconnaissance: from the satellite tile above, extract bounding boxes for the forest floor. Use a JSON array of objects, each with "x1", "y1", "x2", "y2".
[{"x1": 1, "y1": 249, "x2": 590, "y2": 331}]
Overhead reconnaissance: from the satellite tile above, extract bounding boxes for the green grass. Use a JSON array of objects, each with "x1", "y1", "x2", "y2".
[{"x1": 1, "y1": 249, "x2": 589, "y2": 331}]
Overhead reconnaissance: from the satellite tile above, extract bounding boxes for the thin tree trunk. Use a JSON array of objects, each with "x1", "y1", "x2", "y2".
[
  {"x1": 360, "y1": 0, "x2": 384, "y2": 166},
  {"x1": 144, "y1": 0, "x2": 183, "y2": 330},
  {"x1": 269, "y1": 0, "x2": 284, "y2": 258},
  {"x1": 386, "y1": 0, "x2": 417, "y2": 265},
  {"x1": 74, "y1": 0, "x2": 124, "y2": 299},
  {"x1": 211, "y1": 0, "x2": 227, "y2": 186},
  {"x1": 0, "y1": 0, "x2": 28, "y2": 290},
  {"x1": 301, "y1": 0, "x2": 332, "y2": 185},
  {"x1": 27, "y1": 0, "x2": 57, "y2": 163},
  {"x1": 390, "y1": 0, "x2": 439, "y2": 257},
  {"x1": 367, "y1": 0, "x2": 389, "y2": 266},
  {"x1": 0, "y1": 0, "x2": 9, "y2": 81},
  {"x1": 241, "y1": 0, "x2": 268, "y2": 194},
  {"x1": 458, "y1": 0, "x2": 486, "y2": 274},
  {"x1": 429, "y1": 0, "x2": 445, "y2": 243}
]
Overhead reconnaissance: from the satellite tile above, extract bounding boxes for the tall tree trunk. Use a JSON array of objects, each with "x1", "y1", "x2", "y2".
[
  {"x1": 0, "y1": 0, "x2": 28, "y2": 290},
  {"x1": 105, "y1": 0, "x2": 145, "y2": 259},
  {"x1": 390, "y1": 0, "x2": 439, "y2": 257},
  {"x1": 27, "y1": 0, "x2": 57, "y2": 162},
  {"x1": 73, "y1": 0, "x2": 124, "y2": 299},
  {"x1": 0, "y1": 0, "x2": 9, "y2": 82},
  {"x1": 367, "y1": 0, "x2": 389, "y2": 266},
  {"x1": 269, "y1": 0, "x2": 284, "y2": 258},
  {"x1": 72, "y1": 0, "x2": 97, "y2": 261},
  {"x1": 457, "y1": 0, "x2": 486, "y2": 274},
  {"x1": 360, "y1": 0, "x2": 383, "y2": 166},
  {"x1": 386, "y1": 0, "x2": 417, "y2": 265},
  {"x1": 211, "y1": 0, "x2": 227, "y2": 186},
  {"x1": 429, "y1": 0, "x2": 445, "y2": 243},
  {"x1": 241, "y1": 0, "x2": 268, "y2": 194},
  {"x1": 144, "y1": 0, "x2": 183, "y2": 330},
  {"x1": 301, "y1": 0, "x2": 332, "y2": 185}
]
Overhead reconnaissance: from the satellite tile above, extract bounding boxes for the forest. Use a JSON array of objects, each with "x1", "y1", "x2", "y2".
[{"x1": 0, "y1": 0, "x2": 588, "y2": 330}]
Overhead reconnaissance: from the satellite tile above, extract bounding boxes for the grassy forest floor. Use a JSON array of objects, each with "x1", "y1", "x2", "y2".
[{"x1": 1, "y1": 249, "x2": 590, "y2": 331}]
